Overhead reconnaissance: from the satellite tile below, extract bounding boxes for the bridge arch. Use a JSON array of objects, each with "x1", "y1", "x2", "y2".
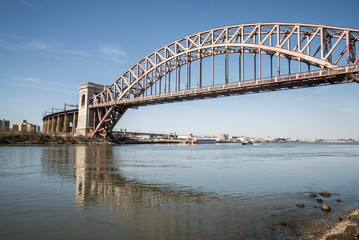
[{"x1": 88, "y1": 23, "x2": 359, "y2": 138}]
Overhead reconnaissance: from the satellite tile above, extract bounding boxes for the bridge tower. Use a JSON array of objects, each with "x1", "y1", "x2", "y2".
[{"x1": 75, "y1": 82, "x2": 106, "y2": 136}]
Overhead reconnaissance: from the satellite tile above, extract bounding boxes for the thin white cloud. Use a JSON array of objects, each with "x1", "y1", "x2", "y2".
[
  {"x1": 17, "y1": 77, "x2": 78, "y2": 90},
  {"x1": 96, "y1": 43, "x2": 126, "y2": 63},
  {"x1": 0, "y1": 36, "x2": 127, "y2": 64},
  {"x1": 18, "y1": 77, "x2": 41, "y2": 83},
  {"x1": 0, "y1": 38, "x2": 89, "y2": 57},
  {"x1": 14, "y1": 83, "x2": 76, "y2": 94},
  {"x1": 20, "y1": 0, "x2": 35, "y2": 8},
  {"x1": 29, "y1": 40, "x2": 48, "y2": 50}
]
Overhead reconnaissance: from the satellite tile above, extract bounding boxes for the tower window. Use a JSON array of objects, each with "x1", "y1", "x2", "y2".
[{"x1": 81, "y1": 94, "x2": 86, "y2": 106}]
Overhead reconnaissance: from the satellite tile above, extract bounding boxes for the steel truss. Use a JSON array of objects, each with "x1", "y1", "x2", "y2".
[{"x1": 90, "y1": 23, "x2": 359, "y2": 137}]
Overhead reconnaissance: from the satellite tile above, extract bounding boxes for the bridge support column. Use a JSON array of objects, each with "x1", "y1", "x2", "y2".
[
  {"x1": 56, "y1": 116, "x2": 61, "y2": 133},
  {"x1": 51, "y1": 117, "x2": 56, "y2": 134},
  {"x1": 75, "y1": 82, "x2": 106, "y2": 136},
  {"x1": 72, "y1": 112, "x2": 77, "y2": 135},
  {"x1": 64, "y1": 115, "x2": 69, "y2": 133},
  {"x1": 47, "y1": 119, "x2": 51, "y2": 134},
  {"x1": 42, "y1": 120, "x2": 47, "y2": 134}
]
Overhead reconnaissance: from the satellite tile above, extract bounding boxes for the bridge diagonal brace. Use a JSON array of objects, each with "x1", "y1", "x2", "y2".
[{"x1": 91, "y1": 107, "x2": 128, "y2": 140}]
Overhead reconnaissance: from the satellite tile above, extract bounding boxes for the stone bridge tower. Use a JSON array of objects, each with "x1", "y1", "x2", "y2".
[{"x1": 75, "y1": 82, "x2": 106, "y2": 136}]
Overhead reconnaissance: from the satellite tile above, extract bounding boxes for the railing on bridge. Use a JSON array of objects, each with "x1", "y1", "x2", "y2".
[{"x1": 90, "y1": 65, "x2": 359, "y2": 108}]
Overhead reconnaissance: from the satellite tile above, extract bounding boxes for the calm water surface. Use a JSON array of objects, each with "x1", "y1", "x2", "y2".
[{"x1": 0, "y1": 143, "x2": 358, "y2": 239}]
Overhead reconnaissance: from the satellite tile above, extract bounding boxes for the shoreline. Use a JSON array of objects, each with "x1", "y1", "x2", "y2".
[{"x1": 319, "y1": 207, "x2": 359, "y2": 240}]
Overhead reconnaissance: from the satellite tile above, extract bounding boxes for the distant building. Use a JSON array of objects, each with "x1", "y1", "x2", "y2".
[
  {"x1": 11, "y1": 120, "x2": 40, "y2": 133},
  {"x1": 11, "y1": 124, "x2": 18, "y2": 132},
  {"x1": 177, "y1": 133, "x2": 193, "y2": 139},
  {"x1": 0, "y1": 118, "x2": 10, "y2": 131},
  {"x1": 216, "y1": 133, "x2": 229, "y2": 141}
]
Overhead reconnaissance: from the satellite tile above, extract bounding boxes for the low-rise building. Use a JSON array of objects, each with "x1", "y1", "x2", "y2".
[{"x1": 11, "y1": 120, "x2": 40, "y2": 133}]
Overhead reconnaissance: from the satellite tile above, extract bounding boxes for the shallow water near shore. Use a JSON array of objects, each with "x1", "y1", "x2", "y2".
[{"x1": 0, "y1": 143, "x2": 358, "y2": 239}]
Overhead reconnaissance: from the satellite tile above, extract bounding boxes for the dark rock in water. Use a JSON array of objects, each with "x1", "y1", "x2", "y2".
[
  {"x1": 319, "y1": 191, "x2": 332, "y2": 197},
  {"x1": 321, "y1": 203, "x2": 331, "y2": 211},
  {"x1": 296, "y1": 203, "x2": 305, "y2": 208},
  {"x1": 277, "y1": 221, "x2": 287, "y2": 227},
  {"x1": 338, "y1": 217, "x2": 343, "y2": 221},
  {"x1": 317, "y1": 198, "x2": 323, "y2": 203},
  {"x1": 309, "y1": 193, "x2": 318, "y2": 198},
  {"x1": 345, "y1": 225, "x2": 357, "y2": 237},
  {"x1": 336, "y1": 198, "x2": 342, "y2": 202},
  {"x1": 313, "y1": 206, "x2": 319, "y2": 208}
]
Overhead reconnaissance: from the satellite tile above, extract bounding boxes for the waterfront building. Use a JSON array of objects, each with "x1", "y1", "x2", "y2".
[
  {"x1": 0, "y1": 118, "x2": 10, "y2": 132},
  {"x1": 11, "y1": 120, "x2": 40, "y2": 133}
]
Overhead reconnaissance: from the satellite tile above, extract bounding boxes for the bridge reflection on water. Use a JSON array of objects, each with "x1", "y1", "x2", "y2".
[{"x1": 39, "y1": 144, "x2": 357, "y2": 239}]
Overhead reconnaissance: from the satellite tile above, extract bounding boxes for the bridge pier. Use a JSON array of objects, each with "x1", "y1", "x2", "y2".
[{"x1": 75, "y1": 82, "x2": 106, "y2": 136}]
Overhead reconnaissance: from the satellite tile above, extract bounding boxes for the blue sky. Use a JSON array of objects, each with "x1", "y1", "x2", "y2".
[{"x1": 0, "y1": 0, "x2": 358, "y2": 139}]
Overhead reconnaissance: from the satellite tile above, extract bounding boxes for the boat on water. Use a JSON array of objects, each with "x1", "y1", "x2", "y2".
[
  {"x1": 242, "y1": 140, "x2": 253, "y2": 145},
  {"x1": 185, "y1": 138, "x2": 216, "y2": 144}
]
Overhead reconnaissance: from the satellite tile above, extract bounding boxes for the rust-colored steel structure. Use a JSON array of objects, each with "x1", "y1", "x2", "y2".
[
  {"x1": 42, "y1": 109, "x2": 78, "y2": 135},
  {"x1": 43, "y1": 23, "x2": 359, "y2": 139}
]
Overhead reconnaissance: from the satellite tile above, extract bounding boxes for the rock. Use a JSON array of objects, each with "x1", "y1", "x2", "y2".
[
  {"x1": 349, "y1": 214, "x2": 359, "y2": 223},
  {"x1": 345, "y1": 225, "x2": 357, "y2": 237},
  {"x1": 319, "y1": 191, "x2": 332, "y2": 197},
  {"x1": 317, "y1": 198, "x2": 323, "y2": 203},
  {"x1": 325, "y1": 234, "x2": 346, "y2": 240},
  {"x1": 278, "y1": 221, "x2": 287, "y2": 227},
  {"x1": 321, "y1": 203, "x2": 331, "y2": 211},
  {"x1": 336, "y1": 198, "x2": 342, "y2": 203},
  {"x1": 339, "y1": 217, "x2": 343, "y2": 221},
  {"x1": 309, "y1": 193, "x2": 318, "y2": 198},
  {"x1": 296, "y1": 203, "x2": 305, "y2": 208}
]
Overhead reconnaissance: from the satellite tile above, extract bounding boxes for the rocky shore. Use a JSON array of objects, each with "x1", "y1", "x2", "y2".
[{"x1": 320, "y1": 207, "x2": 359, "y2": 240}]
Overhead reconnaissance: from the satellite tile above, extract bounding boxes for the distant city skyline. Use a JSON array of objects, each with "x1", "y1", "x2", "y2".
[{"x1": 0, "y1": 0, "x2": 358, "y2": 139}]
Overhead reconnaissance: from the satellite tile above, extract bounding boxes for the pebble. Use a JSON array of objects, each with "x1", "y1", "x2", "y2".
[
  {"x1": 296, "y1": 203, "x2": 305, "y2": 208},
  {"x1": 321, "y1": 203, "x2": 331, "y2": 211},
  {"x1": 319, "y1": 191, "x2": 332, "y2": 197},
  {"x1": 317, "y1": 198, "x2": 323, "y2": 203},
  {"x1": 336, "y1": 199, "x2": 342, "y2": 203}
]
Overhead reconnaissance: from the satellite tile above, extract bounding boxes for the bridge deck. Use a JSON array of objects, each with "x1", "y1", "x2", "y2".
[{"x1": 90, "y1": 65, "x2": 359, "y2": 109}]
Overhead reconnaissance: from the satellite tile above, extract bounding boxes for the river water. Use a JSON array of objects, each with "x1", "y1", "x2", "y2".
[{"x1": 0, "y1": 143, "x2": 358, "y2": 239}]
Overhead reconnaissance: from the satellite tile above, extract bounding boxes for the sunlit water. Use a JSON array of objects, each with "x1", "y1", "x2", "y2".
[{"x1": 0, "y1": 143, "x2": 358, "y2": 239}]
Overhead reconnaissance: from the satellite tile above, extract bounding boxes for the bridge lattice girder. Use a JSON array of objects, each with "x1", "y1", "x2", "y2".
[{"x1": 90, "y1": 23, "x2": 359, "y2": 138}]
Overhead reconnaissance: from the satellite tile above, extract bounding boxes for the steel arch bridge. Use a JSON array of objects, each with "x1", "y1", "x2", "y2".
[{"x1": 78, "y1": 23, "x2": 359, "y2": 139}]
